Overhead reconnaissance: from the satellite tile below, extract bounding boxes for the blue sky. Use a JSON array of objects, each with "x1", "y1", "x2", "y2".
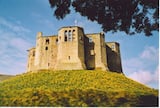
[{"x1": 0, "y1": 0, "x2": 159, "y2": 89}]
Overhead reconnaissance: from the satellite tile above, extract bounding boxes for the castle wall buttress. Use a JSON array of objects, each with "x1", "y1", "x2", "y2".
[
  {"x1": 84, "y1": 37, "x2": 95, "y2": 69},
  {"x1": 100, "y1": 33, "x2": 108, "y2": 70},
  {"x1": 77, "y1": 28, "x2": 86, "y2": 69}
]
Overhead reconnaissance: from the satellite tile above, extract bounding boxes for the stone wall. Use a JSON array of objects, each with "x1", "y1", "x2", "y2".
[
  {"x1": 106, "y1": 42, "x2": 123, "y2": 73},
  {"x1": 27, "y1": 48, "x2": 35, "y2": 72},
  {"x1": 26, "y1": 26, "x2": 123, "y2": 73},
  {"x1": 38, "y1": 36, "x2": 58, "y2": 70},
  {"x1": 84, "y1": 36, "x2": 95, "y2": 69},
  {"x1": 55, "y1": 26, "x2": 86, "y2": 70},
  {"x1": 86, "y1": 33, "x2": 108, "y2": 70}
]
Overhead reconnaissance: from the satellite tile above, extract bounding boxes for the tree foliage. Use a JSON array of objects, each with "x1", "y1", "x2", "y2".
[{"x1": 49, "y1": 0, "x2": 158, "y2": 36}]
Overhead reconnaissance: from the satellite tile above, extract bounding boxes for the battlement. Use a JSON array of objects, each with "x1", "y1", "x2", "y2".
[{"x1": 27, "y1": 26, "x2": 123, "y2": 73}]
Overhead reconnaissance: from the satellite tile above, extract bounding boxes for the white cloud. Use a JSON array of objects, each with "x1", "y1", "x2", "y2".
[
  {"x1": 10, "y1": 38, "x2": 32, "y2": 52},
  {"x1": 0, "y1": 17, "x2": 31, "y2": 33},
  {"x1": 0, "y1": 17, "x2": 33, "y2": 75},
  {"x1": 128, "y1": 69, "x2": 157, "y2": 85},
  {"x1": 123, "y1": 46, "x2": 159, "y2": 88},
  {"x1": 153, "y1": 66, "x2": 159, "y2": 81},
  {"x1": 123, "y1": 58, "x2": 143, "y2": 70},
  {"x1": 140, "y1": 46, "x2": 158, "y2": 61}
]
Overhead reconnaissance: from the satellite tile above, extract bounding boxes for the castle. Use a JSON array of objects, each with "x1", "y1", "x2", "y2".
[{"x1": 27, "y1": 26, "x2": 123, "y2": 73}]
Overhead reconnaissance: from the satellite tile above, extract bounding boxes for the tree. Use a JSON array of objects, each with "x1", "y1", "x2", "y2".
[{"x1": 49, "y1": 0, "x2": 158, "y2": 36}]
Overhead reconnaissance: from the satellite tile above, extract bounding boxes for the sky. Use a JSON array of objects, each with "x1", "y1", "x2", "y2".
[{"x1": 0, "y1": 0, "x2": 159, "y2": 89}]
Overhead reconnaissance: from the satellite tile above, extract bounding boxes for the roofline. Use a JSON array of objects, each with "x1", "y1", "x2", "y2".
[
  {"x1": 86, "y1": 33, "x2": 101, "y2": 35},
  {"x1": 27, "y1": 47, "x2": 35, "y2": 52},
  {"x1": 42, "y1": 35, "x2": 58, "y2": 38},
  {"x1": 58, "y1": 26, "x2": 84, "y2": 31},
  {"x1": 106, "y1": 42, "x2": 120, "y2": 45},
  {"x1": 86, "y1": 31, "x2": 105, "y2": 35}
]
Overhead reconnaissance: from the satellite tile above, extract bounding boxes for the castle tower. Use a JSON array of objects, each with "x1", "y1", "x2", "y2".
[
  {"x1": 55, "y1": 26, "x2": 86, "y2": 70},
  {"x1": 106, "y1": 42, "x2": 123, "y2": 72},
  {"x1": 27, "y1": 48, "x2": 35, "y2": 72},
  {"x1": 34, "y1": 32, "x2": 43, "y2": 69},
  {"x1": 86, "y1": 33, "x2": 108, "y2": 70}
]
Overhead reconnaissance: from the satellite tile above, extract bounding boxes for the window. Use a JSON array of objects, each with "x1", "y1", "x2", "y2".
[
  {"x1": 59, "y1": 36, "x2": 61, "y2": 40},
  {"x1": 72, "y1": 30, "x2": 75, "y2": 35},
  {"x1": 64, "y1": 31, "x2": 67, "y2": 35},
  {"x1": 64, "y1": 36, "x2": 67, "y2": 41},
  {"x1": 64, "y1": 31, "x2": 68, "y2": 41},
  {"x1": 90, "y1": 50, "x2": 95, "y2": 55},
  {"x1": 45, "y1": 46, "x2": 48, "y2": 50},
  {"x1": 68, "y1": 56, "x2": 70, "y2": 60},
  {"x1": 56, "y1": 38, "x2": 58, "y2": 44},
  {"x1": 72, "y1": 30, "x2": 75, "y2": 40},
  {"x1": 89, "y1": 37, "x2": 93, "y2": 43},
  {"x1": 33, "y1": 51, "x2": 35, "y2": 56},
  {"x1": 68, "y1": 30, "x2": 72, "y2": 41},
  {"x1": 79, "y1": 36, "x2": 83, "y2": 41},
  {"x1": 111, "y1": 45, "x2": 115, "y2": 50},
  {"x1": 46, "y1": 39, "x2": 49, "y2": 44}
]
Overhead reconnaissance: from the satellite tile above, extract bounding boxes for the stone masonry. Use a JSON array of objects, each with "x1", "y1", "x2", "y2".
[{"x1": 27, "y1": 26, "x2": 123, "y2": 73}]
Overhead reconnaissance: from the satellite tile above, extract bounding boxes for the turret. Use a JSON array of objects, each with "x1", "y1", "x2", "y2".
[{"x1": 36, "y1": 32, "x2": 42, "y2": 39}]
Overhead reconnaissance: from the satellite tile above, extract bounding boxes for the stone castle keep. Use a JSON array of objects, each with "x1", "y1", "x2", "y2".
[{"x1": 27, "y1": 26, "x2": 123, "y2": 73}]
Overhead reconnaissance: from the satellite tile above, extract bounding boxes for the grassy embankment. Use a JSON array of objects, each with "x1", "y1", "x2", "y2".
[
  {"x1": 0, "y1": 74, "x2": 14, "y2": 82},
  {"x1": 0, "y1": 70, "x2": 158, "y2": 106}
]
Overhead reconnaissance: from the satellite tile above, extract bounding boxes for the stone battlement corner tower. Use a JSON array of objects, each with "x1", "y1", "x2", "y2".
[{"x1": 27, "y1": 26, "x2": 123, "y2": 73}]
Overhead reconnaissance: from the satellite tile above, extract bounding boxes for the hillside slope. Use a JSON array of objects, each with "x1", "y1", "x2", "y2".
[
  {"x1": 0, "y1": 74, "x2": 14, "y2": 81},
  {"x1": 0, "y1": 70, "x2": 158, "y2": 106}
]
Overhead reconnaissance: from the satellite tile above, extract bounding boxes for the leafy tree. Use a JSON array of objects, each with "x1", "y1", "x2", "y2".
[{"x1": 49, "y1": 0, "x2": 158, "y2": 36}]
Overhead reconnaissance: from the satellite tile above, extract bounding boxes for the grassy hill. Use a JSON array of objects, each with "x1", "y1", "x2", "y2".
[
  {"x1": 0, "y1": 74, "x2": 14, "y2": 82},
  {"x1": 0, "y1": 70, "x2": 158, "y2": 107}
]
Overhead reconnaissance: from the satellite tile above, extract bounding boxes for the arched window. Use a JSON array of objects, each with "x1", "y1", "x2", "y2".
[
  {"x1": 64, "y1": 31, "x2": 68, "y2": 41},
  {"x1": 45, "y1": 46, "x2": 48, "y2": 50},
  {"x1": 64, "y1": 30, "x2": 67, "y2": 35},
  {"x1": 64, "y1": 36, "x2": 67, "y2": 41},
  {"x1": 79, "y1": 36, "x2": 83, "y2": 41},
  {"x1": 33, "y1": 51, "x2": 35, "y2": 56},
  {"x1": 68, "y1": 30, "x2": 72, "y2": 41},
  {"x1": 72, "y1": 30, "x2": 75, "y2": 40},
  {"x1": 89, "y1": 37, "x2": 93, "y2": 43},
  {"x1": 111, "y1": 45, "x2": 115, "y2": 50},
  {"x1": 56, "y1": 38, "x2": 58, "y2": 44},
  {"x1": 46, "y1": 39, "x2": 49, "y2": 44}
]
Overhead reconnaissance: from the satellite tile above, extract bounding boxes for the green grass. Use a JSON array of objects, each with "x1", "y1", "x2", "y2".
[
  {"x1": 0, "y1": 74, "x2": 14, "y2": 82},
  {"x1": 0, "y1": 70, "x2": 158, "y2": 106}
]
